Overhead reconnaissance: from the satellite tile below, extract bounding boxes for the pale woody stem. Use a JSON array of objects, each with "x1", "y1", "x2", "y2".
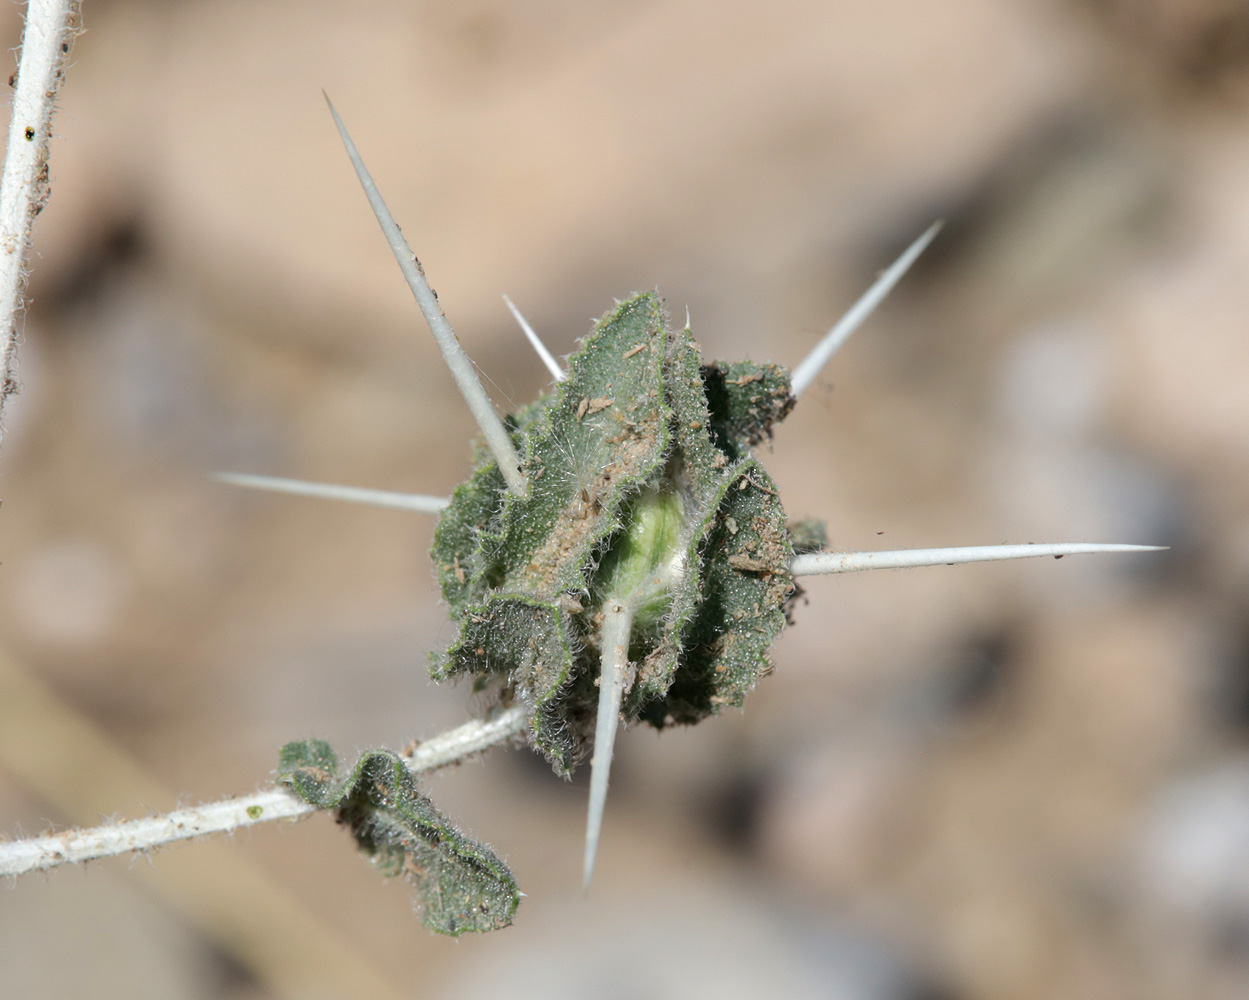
[
  {"x1": 0, "y1": 706, "x2": 528, "y2": 878},
  {"x1": 0, "y1": 0, "x2": 80, "y2": 441}
]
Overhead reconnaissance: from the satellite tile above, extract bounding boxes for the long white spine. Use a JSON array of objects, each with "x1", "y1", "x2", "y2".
[
  {"x1": 791, "y1": 542, "x2": 1164, "y2": 576},
  {"x1": 789, "y1": 221, "x2": 941, "y2": 398},
  {"x1": 583, "y1": 601, "x2": 635, "y2": 889},
  {"x1": 324, "y1": 96, "x2": 527, "y2": 495},
  {"x1": 214, "y1": 472, "x2": 449, "y2": 513},
  {"x1": 504, "y1": 294, "x2": 566, "y2": 382}
]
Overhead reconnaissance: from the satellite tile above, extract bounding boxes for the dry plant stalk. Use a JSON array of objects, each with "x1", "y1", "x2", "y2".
[{"x1": 0, "y1": 0, "x2": 80, "y2": 439}]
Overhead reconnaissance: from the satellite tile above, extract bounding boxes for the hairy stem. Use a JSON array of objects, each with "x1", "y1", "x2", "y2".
[
  {"x1": 0, "y1": 0, "x2": 80, "y2": 440},
  {"x1": 0, "y1": 706, "x2": 528, "y2": 878}
]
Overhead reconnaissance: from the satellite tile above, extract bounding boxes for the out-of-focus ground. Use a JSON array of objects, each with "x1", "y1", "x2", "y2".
[{"x1": 1, "y1": 1, "x2": 1248, "y2": 997}]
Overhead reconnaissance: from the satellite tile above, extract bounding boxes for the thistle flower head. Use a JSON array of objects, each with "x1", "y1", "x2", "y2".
[{"x1": 430, "y1": 292, "x2": 797, "y2": 773}]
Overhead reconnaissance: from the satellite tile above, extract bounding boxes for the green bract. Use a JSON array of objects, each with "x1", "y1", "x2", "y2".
[
  {"x1": 277, "y1": 739, "x2": 520, "y2": 936},
  {"x1": 431, "y1": 291, "x2": 798, "y2": 773}
]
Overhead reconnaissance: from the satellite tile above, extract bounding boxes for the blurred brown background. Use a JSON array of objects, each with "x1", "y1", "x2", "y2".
[{"x1": 2, "y1": 1, "x2": 1248, "y2": 997}]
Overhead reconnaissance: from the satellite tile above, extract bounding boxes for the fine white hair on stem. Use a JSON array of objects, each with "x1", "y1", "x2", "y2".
[
  {"x1": 0, "y1": 0, "x2": 80, "y2": 441},
  {"x1": 0, "y1": 706, "x2": 529, "y2": 878},
  {"x1": 790, "y1": 542, "x2": 1165, "y2": 577},
  {"x1": 503, "y1": 294, "x2": 565, "y2": 382},
  {"x1": 0, "y1": 789, "x2": 312, "y2": 877},
  {"x1": 214, "y1": 472, "x2": 450, "y2": 514},
  {"x1": 584, "y1": 600, "x2": 635, "y2": 890},
  {"x1": 789, "y1": 221, "x2": 943, "y2": 399},
  {"x1": 323, "y1": 95, "x2": 526, "y2": 495}
]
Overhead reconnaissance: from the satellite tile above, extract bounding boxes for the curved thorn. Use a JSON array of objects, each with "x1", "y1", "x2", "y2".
[
  {"x1": 503, "y1": 294, "x2": 565, "y2": 382},
  {"x1": 790, "y1": 221, "x2": 943, "y2": 399},
  {"x1": 791, "y1": 542, "x2": 1166, "y2": 576},
  {"x1": 584, "y1": 601, "x2": 635, "y2": 891},
  {"x1": 323, "y1": 93, "x2": 526, "y2": 495},
  {"x1": 214, "y1": 472, "x2": 449, "y2": 513}
]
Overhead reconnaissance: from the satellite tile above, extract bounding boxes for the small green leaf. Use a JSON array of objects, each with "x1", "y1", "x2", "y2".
[{"x1": 278, "y1": 740, "x2": 519, "y2": 936}]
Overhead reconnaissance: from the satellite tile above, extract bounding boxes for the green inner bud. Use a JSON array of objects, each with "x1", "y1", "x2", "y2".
[{"x1": 592, "y1": 483, "x2": 685, "y2": 631}]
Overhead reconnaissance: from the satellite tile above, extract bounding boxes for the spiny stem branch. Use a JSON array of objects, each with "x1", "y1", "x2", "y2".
[
  {"x1": 791, "y1": 542, "x2": 1164, "y2": 576},
  {"x1": 0, "y1": 0, "x2": 80, "y2": 441},
  {"x1": 0, "y1": 706, "x2": 528, "y2": 878},
  {"x1": 323, "y1": 95, "x2": 527, "y2": 495},
  {"x1": 214, "y1": 472, "x2": 449, "y2": 513},
  {"x1": 789, "y1": 221, "x2": 942, "y2": 398}
]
